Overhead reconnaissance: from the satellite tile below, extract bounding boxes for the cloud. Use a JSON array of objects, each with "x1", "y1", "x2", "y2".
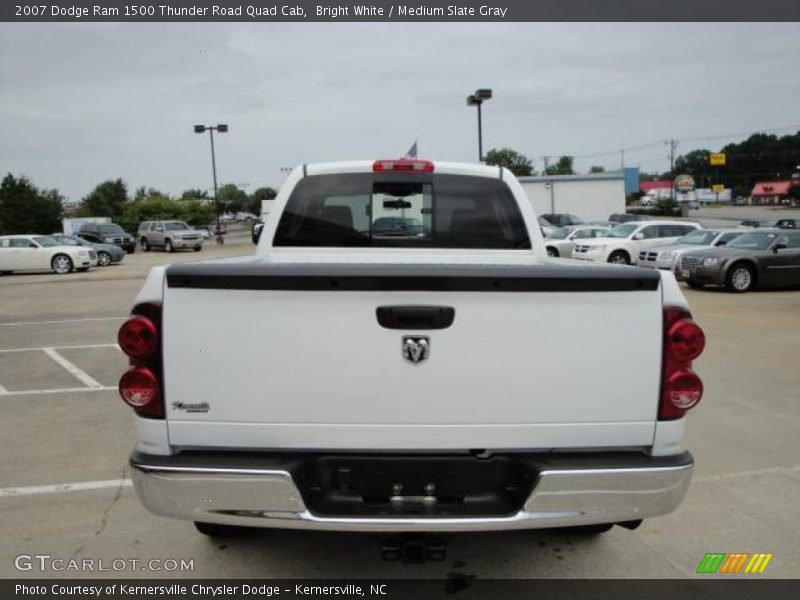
[{"x1": 0, "y1": 22, "x2": 798, "y2": 200}]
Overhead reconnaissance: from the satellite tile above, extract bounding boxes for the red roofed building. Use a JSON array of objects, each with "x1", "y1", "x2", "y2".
[
  {"x1": 640, "y1": 181, "x2": 673, "y2": 193},
  {"x1": 750, "y1": 180, "x2": 796, "y2": 206}
]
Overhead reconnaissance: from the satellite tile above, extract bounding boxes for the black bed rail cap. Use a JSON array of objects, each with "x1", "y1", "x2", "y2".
[{"x1": 166, "y1": 262, "x2": 661, "y2": 292}]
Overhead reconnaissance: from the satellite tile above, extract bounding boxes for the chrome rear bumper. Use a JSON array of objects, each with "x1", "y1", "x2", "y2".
[{"x1": 130, "y1": 452, "x2": 693, "y2": 532}]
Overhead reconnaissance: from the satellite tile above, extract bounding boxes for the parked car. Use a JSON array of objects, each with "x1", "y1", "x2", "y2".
[
  {"x1": 193, "y1": 225, "x2": 212, "y2": 239},
  {"x1": 138, "y1": 220, "x2": 205, "y2": 252},
  {"x1": 573, "y1": 221, "x2": 702, "y2": 265},
  {"x1": 540, "y1": 213, "x2": 584, "y2": 227},
  {"x1": 542, "y1": 227, "x2": 573, "y2": 258},
  {"x1": 0, "y1": 234, "x2": 94, "y2": 274},
  {"x1": 739, "y1": 220, "x2": 763, "y2": 228},
  {"x1": 638, "y1": 229, "x2": 744, "y2": 270},
  {"x1": 732, "y1": 197, "x2": 748, "y2": 206},
  {"x1": 774, "y1": 219, "x2": 798, "y2": 229},
  {"x1": 675, "y1": 229, "x2": 800, "y2": 292},
  {"x1": 50, "y1": 234, "x2": 124, "y2": 267},
  {"x1": 120, "y1": 158, "x2": 704, "y2": 540},
  {"x1": 78, "y1": 222, "x2": 136, "y2": 253},
  {"x1": 609, "y1": 213, "x2": 649, "y2": 223},
  {"x1": 252, "y1": 221, "x2": 264, "y2": 244},
  {"x1": 566, "y1": 225, "x2": 611, "y2": 240},
  {"x1": 537, "y1": 217, "x2": 559, "y2": 238},
  {"x1": 543, "y1": 225, "x2": 611, "y2": 258}
]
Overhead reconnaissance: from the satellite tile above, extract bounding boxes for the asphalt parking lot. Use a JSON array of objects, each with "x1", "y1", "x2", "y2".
[{"x1": 1, "y1": 239, "x2": 799, "y2": 580}]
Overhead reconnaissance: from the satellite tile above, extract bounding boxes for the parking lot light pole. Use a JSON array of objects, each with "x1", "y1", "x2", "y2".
[
  {"x1": 466, "y1": 89, "x2": 492, "y2": 162},
  {"x1": 194, "y1": 124, "x2": 228, "y2": 244}
]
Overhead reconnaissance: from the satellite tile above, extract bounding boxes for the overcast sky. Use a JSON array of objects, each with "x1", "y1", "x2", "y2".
[{"x1": 1, "y1": 22, "x2": 798, "y2": 201}]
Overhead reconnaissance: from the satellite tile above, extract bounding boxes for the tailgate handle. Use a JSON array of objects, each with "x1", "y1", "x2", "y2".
[{"x1": 376, "y1": 306, "x2": 455, "y2": 330}]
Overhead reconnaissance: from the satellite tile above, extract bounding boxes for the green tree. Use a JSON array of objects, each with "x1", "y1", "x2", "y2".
[
  {"x1": 0, "y1": 174, "x2": 63, "y2": 235},
  {"x1": 248, "y1": 186, "x2": 277, "y2": 215},
  {"x1": 180, "y1": 188, "x2": 209, "y2": 200},
  {"x1": 546, "y1": 156, "x2": 574, "y2": 175},
  {"x1": 589, "y1": 165, "x2": 605, "y2": 173},
  {"x1": 78, "y1": 179, "x2": 128, "y2": 220},
  {"x1": 217, "y1": 183, "x2": 248, "y2": 214},
  {"x1": 134, "y1": 186, "x2": 167, "y2": 201},
  {"x1": 485, "y1": 148, "x2": 534, "y2": 177}
]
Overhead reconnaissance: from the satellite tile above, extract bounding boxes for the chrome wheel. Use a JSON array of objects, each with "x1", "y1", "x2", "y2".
[
  {"x1": 51, "y1": 254, "x2": 73, "y2": 274},
  {"x1": 98, "y1": 252, "x2": 111, "y2": 266},
  {"x1": 546, "y1": 247, "x2": 558, "y2": 257},
  {"x1": 165, "y1": 239, "x2": 173, "y2": 253},
  {"x1": 730, "y1": 266, "x2": 752, "y2": 292}
]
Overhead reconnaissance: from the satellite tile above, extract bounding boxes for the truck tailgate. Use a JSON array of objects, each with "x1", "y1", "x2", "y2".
[{"x1": 163, "y1": 263, "x2": 663, "y2": 450}]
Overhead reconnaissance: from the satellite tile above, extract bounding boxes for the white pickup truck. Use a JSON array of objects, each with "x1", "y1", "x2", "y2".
[{"x1": 119, "y1": 159, "x2": 705, "y2": 543}]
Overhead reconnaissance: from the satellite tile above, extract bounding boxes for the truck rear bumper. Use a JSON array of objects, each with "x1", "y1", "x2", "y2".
[{"x1": 130, "y1": 451, "x2": 693, "y2": 532}]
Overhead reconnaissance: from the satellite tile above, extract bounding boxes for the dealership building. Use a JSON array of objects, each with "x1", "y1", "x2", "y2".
[{"x1": 518, "y1": 170, "x2": 628, "y2": 222}]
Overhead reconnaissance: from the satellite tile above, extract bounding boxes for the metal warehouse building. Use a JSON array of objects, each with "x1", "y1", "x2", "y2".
[{"x1": 518, "y1": 171, "x2": 627, "y2": 222}]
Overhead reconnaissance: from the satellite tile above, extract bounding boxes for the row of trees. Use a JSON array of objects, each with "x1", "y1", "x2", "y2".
[
  {"x1": 484, "y1": 148, "x2": 577, "y2": 177},
  {"x1": 487, "y1": 132, "x2": 800, "y2": 198},
  {"x1": 0, "y1": 174, "x2": 64, "y2": 236},
  {"x1": 649, "y1": 132, "x2": 800, "y2": 198},
  {"x1": 0, "y1": 173, "x2": 277, "y2": 236}
]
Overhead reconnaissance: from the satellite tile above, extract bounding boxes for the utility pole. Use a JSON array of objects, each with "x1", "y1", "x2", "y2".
[
  {"x1": 542, "y1": 156, "x2": 550, "y2": 175},
  {"x1": 667, "y1": 139, "x2": 678, "y2": 202}
]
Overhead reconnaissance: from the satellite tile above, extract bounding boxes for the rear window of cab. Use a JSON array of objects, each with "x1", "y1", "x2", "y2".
[{"x1": 273, "y1": 173, "x2": 531, "y2": 249}]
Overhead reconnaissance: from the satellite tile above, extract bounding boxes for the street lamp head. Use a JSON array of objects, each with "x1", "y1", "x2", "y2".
[
  {"x1": 466, "y1": 94, "x2": 479, "y2": 106},
  {"x1": 475, "y1": 88, "x2": 493, "y2": 101},
  {"x1": 216, "y1": 124, "x2": 228, "y2": 133},
  {"x1": 194, "y1": 125, "x2": 206, "y2": 133}
]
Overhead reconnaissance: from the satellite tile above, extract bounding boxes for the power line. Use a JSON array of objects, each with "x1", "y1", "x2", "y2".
[{"x1": 534, "y1": 123, "x2": 800, "y2": 163}]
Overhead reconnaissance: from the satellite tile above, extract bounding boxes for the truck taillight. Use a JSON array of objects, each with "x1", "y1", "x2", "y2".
[
  {"x1": 118, "y1": 315, "x2": 157, "y2": 359},
  {"x1": 118, "y1": 302, "x2": 164, "y2": 419},
  {"x1": 119, "y1": 367, "x2": 161, "y2": 415},
  {"x1": 372, "y1": 159, "x2": 434, "y2": 173},
  {"x1": 660, "y1": 306, "x2": 705, "y2": 420}
]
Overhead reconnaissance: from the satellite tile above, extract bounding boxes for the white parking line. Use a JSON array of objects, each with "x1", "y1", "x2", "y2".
[
  {"x1": 0, "y1": 386, "x2": 116, "y2": 397},
  {"x1": 0, "y1": 479, "x2": 132, "y2": 498},
  {"x1": 0, "y1": 316, "x2": 125, "y2": 327},
  {"x1": 0, "y1": 343, "x2": 120, "y2": 354},
  {"x1": 43, "y1": 347, "x2": 105, "y2": 389}
]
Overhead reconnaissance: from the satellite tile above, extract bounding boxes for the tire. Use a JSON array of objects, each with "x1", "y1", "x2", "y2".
[
  {"x1": 165, "y1": 239, "x2": 174, "y2": 253},
  {"x1": 725, "y1": 262, "x2": 755, "y2": 293},
  {"x1": 127, "y1": 245, "x2": 136, "y2": 254},
  {"x1": 546, "y1": 247, "x2": 559, "y2": 258},
  {"x1": 141, "y1": 238, "x2": 150, "y2": 252},
  {"x1": 607, "y1": 250, "x2": 631, "y2": 265},
  {"x1": 194, "y1": 522, "x2": 254, "y2": 538},
  {"x1": 193, "y1": 245, "x2": 202, "y2": 252},
  {"x1": 51, "y1": 254, "x2": 73, "y2": 275},
  {"x1": 97, "y1": 251, "x2": 112, "y2": 266}
]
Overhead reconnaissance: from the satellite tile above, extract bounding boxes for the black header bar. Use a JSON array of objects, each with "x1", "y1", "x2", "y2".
[{"x1": 3, "y1": 0, "x2": 799, "y2": 22}]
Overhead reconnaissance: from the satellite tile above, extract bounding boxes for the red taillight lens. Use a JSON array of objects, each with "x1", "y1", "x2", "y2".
[
  {"x1": 118, "y1": 302, "x2": 163, "y2": 419},
  {"x1": 118, "y1": 315, "x2": 157, "y2": 360},
  {"x1": 668, "y1": 319, "x2": 705, "y2": 362},
  {"x1": 119, "y1": 367, "x2": 162, "y2": 417},
  {"x1": 665, "y1": 369, "x2": 703, "y2": 410},
  {"x1": 660, "y1": 306, "x2": 705, "y2": 420},
  {"x1": 372, "y1": 159, "x2": 434, "y2": 173}
]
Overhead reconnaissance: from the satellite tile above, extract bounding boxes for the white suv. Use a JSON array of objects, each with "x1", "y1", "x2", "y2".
[{"x1": 573, "y1": 221, "x2": 701, "y2": 265}]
